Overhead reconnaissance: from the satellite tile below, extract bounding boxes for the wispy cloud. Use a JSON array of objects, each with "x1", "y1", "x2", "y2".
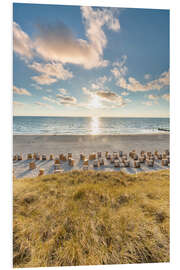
[
  {"x1": 121, "y1": 91, "x2": 129, "y2": 96},
  {"x1": 13, "y1": 85, "x2": 32, "y2": 96},
  {"x1": 143, "y1": 92, "x2": 169, "y2": 106},
  {"x1": 58, "y1": 88, "x2": 67, "y2": 95},
  {"x1": 111, "y1": 55, "x2": 128, "y2": 78},
  {"x1": 56, "y1": 94, "x2": 77, "y2": 105},
  {"x1": 148, "y1": 94, "x2": 159, "y2": 100},
  {"x1": 148, "y1": 94, "x2": 159, "y2": 104},
  {"x1": 116, "y1": 70, "x2": 169, "y2": 92},
  {"x1": 111, "y1": 55, "x2": 169, "y2": 92},
  {"x1": 13, "y1": 22, "x2": 33, "y2": 60},
  {"x1": 42, "y1": 96, "x2": 59, "y2": 104},
  {"x1": 35, "y1": 101, "x2": 53, "y2": 109},
  {"x1": 29, "y1": 62, "x2": 73, "y2": 85},
  {"x1": 91, "y1": 76, "x2": 108, "y2": 89},
  {"x1": 31, "y1": 83, "x2": 42, "y2": 90},
  {"x1": 144, "y1": 74, "x2": 151, "y2": 80},
  {"x1": 142, "y1": 101, "x2": 153, "y2": 106},
  {"x1": 31, "y1": 74, "x2": 57, "y2": 85},
  {"x1": 162, "y1": 93, "x2": 170, "y2": 101},
  {"x1": 13, "y1": 101, "x2": 25, "y2": 106}
]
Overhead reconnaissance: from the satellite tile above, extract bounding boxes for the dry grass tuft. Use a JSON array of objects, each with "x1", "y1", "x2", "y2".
[{"x1": 13, "y1": 170, "x2": 169, "y2": 267}]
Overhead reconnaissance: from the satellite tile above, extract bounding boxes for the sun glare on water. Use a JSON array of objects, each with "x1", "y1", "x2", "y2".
[{"x1": 90, "y1": 117, "x2": 100, "y2": 135}]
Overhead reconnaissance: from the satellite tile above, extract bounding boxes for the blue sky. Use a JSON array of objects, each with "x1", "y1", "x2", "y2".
[{"x1": 13, "y1": 4, "x2": 169, "y2": 117}]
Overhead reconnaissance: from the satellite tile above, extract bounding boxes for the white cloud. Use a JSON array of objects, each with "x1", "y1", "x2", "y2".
[
  {"x1": 31, "y1": 74, "x2": 57, "y2": 85},
  {"x1": 42, "y1": 93, "x2": 90, "y2": 108},
  {"x1": 147, "y1": 94, "x2": 159, "y2": 104},
  {"x1": 125, "y1": 98, "x2": 132, "y2": 103},
  {"x1": 121, "y1": 91, "x2": 129, "y2": 96},
  {"x1": 143, "y1": 93, "x2": 169, "y2": 106},
  {"x1": 96, "y1": 90, "x2": 125, "y2": 106},
  {"x1": 91, "y1": 76, "x2": 108, "y2": 89},
  {"x1": 13, "y1": 22, "x2": 33, "y2": 59},
  {"x1": 29, "y1": 62, "x2": 73, "y2": 80},
  {"x1": 144, "y1": 74, "x2": 151, "y2": 80},
  {"x1": 13, "y1": 85, "x2": 32, "y2": 96},
  {"x1": 56, "y1": 94, "x2": 77, "y2": 105},
  {"x1": 82, "y1": 87, "x2": 94, "y2": 97},
  {"x1": 22, "y1": 7, "x2": 120, "y2": 69},
  {"x1": 42, "y1": 94, "x2": 77, "y2": 106},
  {"x1": 112, "y1": 55, "x2": 127, "y2": 68},
  {"x1": 58, "y1": 88, "x2": 67, "y2": 95},
  {"x1": 29, "y1": 62, "x2": 73, "y2": 85},
  {"x1": 162, "y1": 93, "x2": 170, "y2": 101},
  {"x1": 148, "y1": 94, "x2": 158, "y2": 100},
  {"x1": 111, "y1": 55, "x2": 128, "y2": 79},
  {"x1": 111, "y1": 66, "x2": 128, "y2": 78},
  {"x1": 142, "y1": 101, "x2": 153, "y2": 106},
  {"x1": 111, "y1": 55, "x2": 169, "y2": 93},
  {"x1": 80, "y1": 6, "x2": 120, "y2": 68},
  {"x1": 31, "y1": 83, "x2": 42, "y2": 90},
  {"x1": 35, "y1": 101, "x2": 53, "y2": 109},
  {"x1": 116, "y1": 70, "x2": 169, "y2": 92},
  {"x1": 42, "y1": 96, "x2": 59, "y2": 104},
  {"x1": 82, "y1": 87, "x2": 125, "y2": 107},
  {"x1": 13, "y1": 101, "x2": 25, "y2": 106}
]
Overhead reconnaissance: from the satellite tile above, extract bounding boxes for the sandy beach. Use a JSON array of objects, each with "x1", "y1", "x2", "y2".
[{"x1": 13, "y1": 134, "x2": 169, "y2": 179}]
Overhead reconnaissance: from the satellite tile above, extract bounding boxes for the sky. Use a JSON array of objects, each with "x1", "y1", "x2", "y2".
[{"x1": 13, "y1": 4, "x2": 169, "y2": 117}]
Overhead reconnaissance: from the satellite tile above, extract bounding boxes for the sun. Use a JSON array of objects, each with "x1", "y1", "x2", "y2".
[{"x1": 90, "y1": 95, "x2": 101, "y2": 108}]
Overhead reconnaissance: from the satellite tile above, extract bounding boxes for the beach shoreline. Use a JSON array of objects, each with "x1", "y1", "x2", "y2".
[
  {"x1": 13, "y1": 132, "x2": 169, "y2": 136},
  {"x1": 13, "y1": 133, "x2": 169, "y2": 153}
]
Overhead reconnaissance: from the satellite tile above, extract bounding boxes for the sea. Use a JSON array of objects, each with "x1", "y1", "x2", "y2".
[{"x1": 13, "y1": 116, "x2": 170, "y2": 135}]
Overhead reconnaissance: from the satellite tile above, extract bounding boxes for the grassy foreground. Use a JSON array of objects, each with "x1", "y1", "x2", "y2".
[{"x1": 13, "y1": 170, "x2": 169, "y2": 268}]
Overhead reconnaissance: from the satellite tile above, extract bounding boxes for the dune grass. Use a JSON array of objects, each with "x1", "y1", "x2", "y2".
[{"x1": 13, "y1": 169, "x2": 169, "y2": 268}]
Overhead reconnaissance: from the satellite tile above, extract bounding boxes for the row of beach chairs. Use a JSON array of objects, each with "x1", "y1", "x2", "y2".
[
  {"x1": 13, "y1": 149, "x2": 170, "y2": 176},
  {"x1": 13, "y1": 149, "x2": 170, "y2": 162}
]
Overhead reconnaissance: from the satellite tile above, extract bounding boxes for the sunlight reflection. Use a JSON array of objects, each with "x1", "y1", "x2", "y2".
[{"x1": 90, "y1": 117, "x2": 100, "y2": 135}]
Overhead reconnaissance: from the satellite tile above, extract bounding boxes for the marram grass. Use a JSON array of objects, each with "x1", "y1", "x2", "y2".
[{"x1": 13, "y1": 170, "x2": 169, "y2": 268}]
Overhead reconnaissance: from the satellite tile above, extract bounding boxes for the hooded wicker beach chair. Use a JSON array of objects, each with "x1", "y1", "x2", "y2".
[
  {"x1": 93, "y1": 159, "x2": 99, "y2": 167},
  {"x1": 27, "y1": 153, "x2": 33, "y2": 160},
  {"x1": 80, "y1": 153, "x2": 86, "y2": 161},
  {"x1": 69, "y1": 158, "x2": 75, "y2": 166},
  {"x1": 38, "y1": 168, "x2": 44, "y2": 176},
  {"x1": 83, "y1": 159, "x2": 88, "y2": 166},
  {"x1": 114, "y1": 159, "x2": 120, "y2": 168},
  {"x1": 147, "y1": 159, "x2": 154, "y2": 167},
  {"x1": 99, "y1": 158, "x2": 104, "y2": 166},
  {"x1": 134, "y1": 160, "x2": 140, "y2": 168},
  {"x1": 29, "y1": 162, "x2": 36, "y2": 170},
  {"x1": 17, "y1": 154, "x2": 23, "y2": 160},
  {"x1": 124, "y1": 160, "x2": 130, "y2": 167},
  {"x1": 42, "y1": 154, "x2": 47, "y2": 160},
  {"x1": 162, "y1": 159, "x2": 168, "y2": 166}
]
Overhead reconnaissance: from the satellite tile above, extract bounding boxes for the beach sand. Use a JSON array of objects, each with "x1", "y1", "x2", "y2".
[{"x1": 13, "y1": 134, "x2": 169, "y2": 179}]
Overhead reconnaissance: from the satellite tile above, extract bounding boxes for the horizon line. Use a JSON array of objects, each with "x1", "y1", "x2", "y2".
[{"x1": 13, "y1": 115, "x2": 170, "y2": 119}]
